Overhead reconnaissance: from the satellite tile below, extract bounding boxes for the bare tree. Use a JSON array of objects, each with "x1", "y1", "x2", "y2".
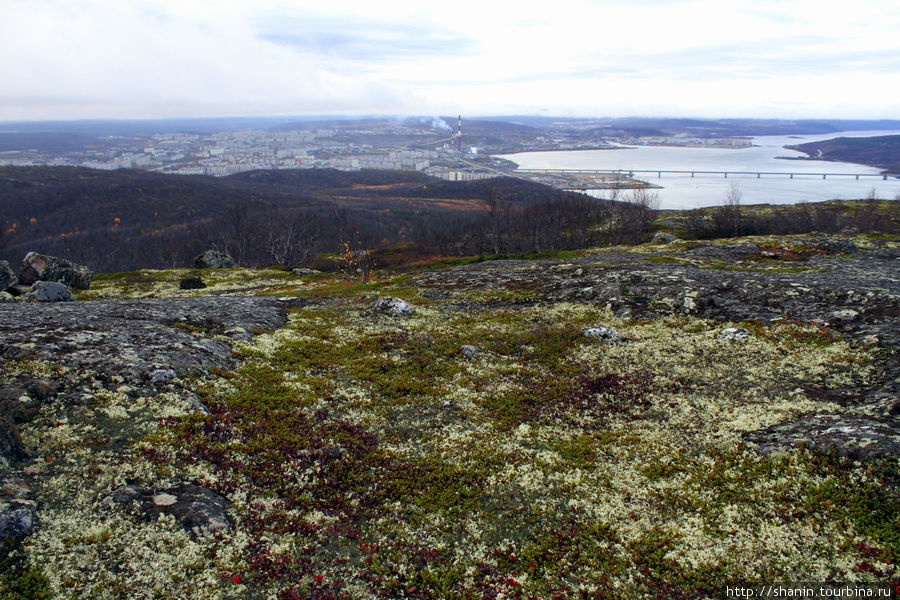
[
  {"x1": 610, "y1": 187, "x2": 659, "y2": 244},
  {"x1": 483, "y1": 187, "x2": 509, "y2": 255},
  {"x1": 263, "y1": 210, "x2": 318, "y2": 266},
  {"x1": 855, "y1": 187, "x2": 883, "y2": 232},
  {"x1": 331, "y1": 204, "x2": 375, "y2": 282},
  {"x1": 713, "y1": 183, "x2": 743, "y2": 238},
  {"x1": 0, "y1": 222, "x2": 7, "y2": 262},
  {"x1": 607, "y1": 171, "x2": 625, "y2": 203},
  {"x1": 202, "y1": 202, "x2": 251, "y2": 264}
]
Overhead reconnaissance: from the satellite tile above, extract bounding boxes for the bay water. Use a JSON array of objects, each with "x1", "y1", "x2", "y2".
[{"x1": 496, "y1": 130, "x2": 900, "y2": 209}]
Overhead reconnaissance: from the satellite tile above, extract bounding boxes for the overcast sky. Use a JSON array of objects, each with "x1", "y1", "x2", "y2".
[{"x1": 2, "y1": 0, "x2": 899, "y2": 121}]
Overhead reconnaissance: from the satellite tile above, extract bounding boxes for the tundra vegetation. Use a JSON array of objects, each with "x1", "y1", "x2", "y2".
[{"x1": 1, "y1": 228, "x2": 897, "y2": 599}]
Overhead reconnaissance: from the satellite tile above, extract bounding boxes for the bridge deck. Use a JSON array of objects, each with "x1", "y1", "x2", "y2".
[{"x1": 517, "y1": 168, "x2": 899, "y2": 180}]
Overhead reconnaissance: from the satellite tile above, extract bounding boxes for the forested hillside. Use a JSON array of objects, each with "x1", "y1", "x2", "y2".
[
  {"x1": 0, "y1": 167, "x2": 616, "y2": 271},
  {"x1": 787, "y1": 135, "x2": 900, "y2": 173}
]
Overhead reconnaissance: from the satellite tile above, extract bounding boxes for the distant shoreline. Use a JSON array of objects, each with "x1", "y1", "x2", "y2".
[{"x1": 784, "y1": 135, "x2": 900, "y2": 175}]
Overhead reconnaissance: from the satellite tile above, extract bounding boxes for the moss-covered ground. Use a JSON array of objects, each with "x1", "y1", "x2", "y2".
[{"x1": 4, "y1": 237, "x2": 898, "y2": 599}]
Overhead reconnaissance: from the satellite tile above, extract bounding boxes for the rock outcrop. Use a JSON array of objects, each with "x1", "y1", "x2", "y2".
[
  {"x1": 22, "y1": 281, "x2": 75, "y2": 302},
  {"x1": 194, "y1": 250, "x2": 235, "y2": 269},
  {"x1": 651, "y1": 231, "x2": 679, "y2": 244},
  {"x1": 18, "y1": 252, "x2": 93, "y2": 289},
  {"x1": 0, "y1": 502, "x2": 34, "y2": 550},
  {"x1": 0, "y1": 260, "x2": 15, "y2": 291},
  {"x1": 179, "y1": 276, "x2": 206, "y2": 290},
  {"x1": 372, "y1": 297, "x2": 415, "y2": 316},
  {"x1": 0, "y1": 296, "x2": 306, "y2": 383},
  {"x1": 0, "y1": 416, "x2": 30, "y2": 464},
  {"x1": 745, "y1": 414, "x2": 900, "y2": 461},
  {"x1": 582, "y1": 326, "x2": 622, "y2": 343},
  {"x1": 106, "y1": 483, "x2": 231, "y2": 539}
]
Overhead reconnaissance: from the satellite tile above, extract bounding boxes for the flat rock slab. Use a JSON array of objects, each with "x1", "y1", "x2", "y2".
[
  {"x1": 414, "y1": 249, "x2": 900, "y2": 346},
  {"x1": 0, "y1": 296, "x2": 305, "y2": 383},
  {"x1": 745, "y1": 414, "x2": 900, "y2": 462},
  {"x1": 105, "y1": 483, "x2": 231, "y2": 539}
]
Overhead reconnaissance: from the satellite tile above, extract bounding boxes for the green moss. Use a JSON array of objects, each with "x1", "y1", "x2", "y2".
[
  {"x1": 0, "y1": 551, "x2": 53, "y2": 600},
  {"x1": 801, "y1": 454, "x2": 900, "y2": 565},
  {"x1": 646, "y1": 255, "x2": 689, "y2": 264},
  {"x1": 172, "y1": 322, "x2": 206, "y2": 333},
  {"x1": 387, "y1": 454, "x2": 491, "y2": 518},
  {"x1": 550, "y1": 431, "x2": 621, "y2": 469},
  {"x1": 425, "y1": 250, "x2": 579, "y2": 269},
  {"x1": 514, "y1": 519, "x2": 627, "y2": 596}
]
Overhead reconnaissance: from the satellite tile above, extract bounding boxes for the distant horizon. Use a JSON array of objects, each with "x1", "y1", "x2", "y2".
[{"x1": 3, "y1": 114, "x2": 900, "y2": 128}]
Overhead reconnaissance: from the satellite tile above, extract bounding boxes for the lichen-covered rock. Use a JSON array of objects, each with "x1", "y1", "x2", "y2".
[
  {"x1": 372, "y1": 297, "x2": 415, "y2": 316},
  {"x1": 22, "y1": 281, "x2": 75, "y2": 302},
  {"x1": 0, "y1": 296, "x2": 304, "y2": 383},
  {"x1": 827, "y1": 309, "x2": 859, "y2": 322},
  {"x1": 156, "y1": 484, "x2": 231, "y2": 539},
  {"x1": 746, "y1": 414, "x2": 900, "y2": 461},
  {"x1": 813, "y1": 238, "x2": 858, "y2": 254},
  {"x1": 0, "y1": 260, "x2": 15, "y2": 290},
  {"x1": 651, "y1": 231, "x2": 679, "y2": 244},
  {"x1": 148, "y1": 368, "x2": 177, "y2": 385},
  {"x1": 19, "y1": 252, "x2": 93, "y2": 289},
  {"x1": 179, "y1": 276, "x2": 207, "y2": 290},
  {"x1": 105, "y1": 483, "x2": 231, "y2": 539},
  {"x1": 686, "y1": 243, "x2": 759, "y2": 261},
  {"x1": 293, "y1": 268, "x2": 319, "y2": 276},
  {"x1": 0, "y1": 504, "x2": 34, "y2": 547},
  {"x1": 718, "y1": 327, "x2": 749, "y2": 340},
  {"x1": 0, "y1": 292, "x2": 13, "y2": 303},
  {"x1": 194, "y1": 249, "x2": 235, "y2": 269},
  {"x1": 582, "y1": 326, "x2": 622, "y2": 343},
  {"x1": 460, "y1": 345, "x2": 480, "y2": 360},
  {"x1": 0, "y1": 416, "x2": 30, "y2": 463}
]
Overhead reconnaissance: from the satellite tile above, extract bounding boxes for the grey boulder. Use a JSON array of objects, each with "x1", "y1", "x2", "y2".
[
  {"x1": 0, "y1": 504, "x2": 34, "y2": 547},
  {"x1": 718, "y1": 327, "x2": 750, "y2": 340},
  {"x1": 19, "y1": 252, "x2": 93, "y2": 289},
  {"x1": 22, "y1": 281, "x2": 74, "y2": 302},
  {"x1": 194, "y1": 250, "x2": 235, "y2": 269},
  {"x1": 0, "y1": 260, "x2": 15, "y2": 290},
  {"x1": 0, "y1": 416, "x2": 30, "y2": 463},
  {"x1": 651, "y1": 231, "x2": 679, "y2": 244},
  {"x1": 582, "y1": 326, "x2": 622, "y2": 343},
  {"x1": 372, "y1": 297, "x2": 415, "y2": 316}
]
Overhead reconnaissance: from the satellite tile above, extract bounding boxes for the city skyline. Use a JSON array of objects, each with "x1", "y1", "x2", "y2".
[{"x1": 2, "y1": 0, "x2": 899, "y2": 121}]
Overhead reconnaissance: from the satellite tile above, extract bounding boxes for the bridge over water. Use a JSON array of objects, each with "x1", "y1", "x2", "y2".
[{"x1": 517, "y1": 168, "x2": 899, "y2": 181}]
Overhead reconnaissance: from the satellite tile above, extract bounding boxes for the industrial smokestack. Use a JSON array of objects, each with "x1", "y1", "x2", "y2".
[{"x1": 457, "y1": 115, "x2": 462, "y2": 153}]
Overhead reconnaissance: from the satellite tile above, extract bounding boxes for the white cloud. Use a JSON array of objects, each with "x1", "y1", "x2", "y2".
[{"x1": 1, "y1": 0, "x2": 898, "y2": 120}]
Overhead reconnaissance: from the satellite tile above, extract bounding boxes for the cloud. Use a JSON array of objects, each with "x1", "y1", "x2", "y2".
[
  {"x1": 257, "y1": 16, "x2": 476, "y2": 61},
  {"x1": 0, "y1": 0, "x2": 898, "y2": 120}
]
